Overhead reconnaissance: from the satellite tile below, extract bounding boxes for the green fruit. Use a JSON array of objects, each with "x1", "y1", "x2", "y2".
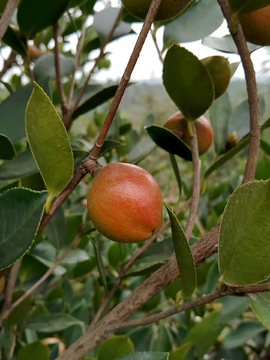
[
  {"x1": 200, "y1": 56, "x2": 231, "y2": 99},
  {"x1": 121, "y1": 0, "x2": 192, "y2": 21},
  {"x1": 239, "y1": 5, "x2": 270, "y2": 46}
]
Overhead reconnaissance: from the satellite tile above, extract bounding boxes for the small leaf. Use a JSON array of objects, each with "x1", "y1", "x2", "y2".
[
  {"x1": 163, "y1": 0, "x2": 223, "y2": 49},
  {"x1": 146, "y1": 125, "x2": 192, "y2": 161},
  {"x1": 166, "y1": 205, "x2": 196, "y2": 299},
  {"x1": 25, "y1": 313, "x2": 83, "y2": 332},
  {"x1": 97, "y1": 335, "x2": 134, "y2": 360},
  {"x1": 117, "y1": 353, "x2": 169, "y2": 360},
  {"x1": 89, "y1": 237, "x2": 108, "y2": 293},
  {"x1": 221, "y1": 321, "x2": 266, "y2": 349},
  {"x1": 0, "y1": 149, "x2": 38, "y2": 180},
  {"x1": 163, "y1": 44, "x2": 214, "y2": 122},
  {"x1": 219, "y1": 180, "x2": 270, "y2": 286},
  {"x1": 0, "y1": 188, "x2": 47, "y2": 270},
  {"x1": 17, "y1": 0, "x2": 70, "y2": 38},
  {"x1": 0, "y1": 134, "x2": 16, "y2": 160},
  {"x1": 18, "y1": 341, "x2": 50, "y2": 360},
  {"x1": 227, "y1": 0, "x2": 270, "y2": 15},
  {"x1": 169, "y1": 342, "x2": 192, "y2": 360},
  {"x1": 33, "y1": 53, "x2": 75, "y2": 81},
  {"x1": 247, "y1": 292, "x2": 270, "y2": 331},
  {"x1": 26, "y1": 82, "x2": 74, "y2": 212}
]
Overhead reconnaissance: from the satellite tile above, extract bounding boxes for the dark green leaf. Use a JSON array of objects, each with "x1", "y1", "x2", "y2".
[
  {"x1": 18, "y1": 341, "x2": 50, "y2": 360},
  {"x1": 247, "y1": 292, "x2": 270, "y2": 331},
  {"x1": 219, "y1": 180, "x2": 270, "y2": 286},
  {"x1": 0, "y1": 149, "x2": 38, "y2": 180},
  {"x1": 2, "y1": 26, "x2": 27, "y2": 57},
  {"x1": 260, "y1": 139, "x2": 270, "y2": 155},
  {"x1": 0, "y1": 134, "x2": 16, "y2": 160},
  {"x1": 8, "y1": 289, "x2": 33, "y2": 326},
  {"x1": 0, "y1": 179, "x2": 20, "y2": 193},
  {"x1": 166, "y1": 205, "x2": 196, "y2": 299},
  {"x1": 163, "y1": 0, "x2": 223, "y2": 49},
  {"x1": 127, "y1": 326, "x2": 154, "y2": 352},
  {"x1": 216, "y1": 296, "x2": 249, "y2": 324},
  {"x1": 89, "y1": 237, "x2": 108, "y2": 293},
  {"x1": 0, "y1": 188, "x2": 47, "y2": 270},
  {"x1": 169, "y1": 153, "x2": 181, "y2": 198},
  {"x1": 169, "y1": 342, "x2": 191, "y2": 360},
  {"x1": 0, "y1": 79, "x2": 50, "y2": 142},
  {"x1": 17, "y1": 0, "x2": 70, "y2": 38},
  {"x1": 25, "y1": 313, "x2": 83, "y2": 332},
  {"x1": 135, "y1": 237, "x2": 174, "y2": 265},
  {"x1": 163, "y1": 44, "x2": 214, "y2": 122},
  {"x1": 43, "y1": 206, "x2": 67, "y2": 249},
  {"x1": 117, "y1": 354, "x2": 169, "y2": 360},
  {"x1": 151, "y1": 324, "x2": 172, "y2": 352},
  {"x1": 33, "y1": 53, "x2": 75, "y2": 81},
  {"x1": 146, "y1": 125, "x2": 192, "y2": 161},
  {"x1": 97, "y1": 335, "x2": 134, "y2": 360}
]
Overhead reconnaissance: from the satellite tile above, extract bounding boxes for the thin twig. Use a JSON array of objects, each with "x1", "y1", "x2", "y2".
[
  {"x1": 0, "y1": 235, "x2": 80, "y2": 323},
  {"x1": 217, "y1": 0, "x2": 260, "y2": 184},
  {"x1": 150, "y1": 27, "x2": 164, "y2": 63},
  {"x1": 0, "y1": 50, "x2": 16, "y2": 79},
  {"x1": 184, "y1": 124, "x2": 201, "y2": 240},
  {"x1": 0, "y1": 0, "x2": 20, "y2": 41},
  {"x1": 71, "y1": 6, "x2": 125, "y2": 114},
  {"x1": 25, "y1": 48, "x2": 35, "y2": 82},
  {"x1": 0, "y1": 259, "x2": 22, "y2": 320}
]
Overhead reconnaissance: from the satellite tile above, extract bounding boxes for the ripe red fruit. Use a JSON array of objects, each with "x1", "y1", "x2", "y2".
[
  {"x1": 87, "y1": 163, "x2": 163, "y2": 243},
  {"x1": 239, "y1": 5, "x2": 270, "y2": 46},
  {"x1": 164, "y1": 112, "x2": 213, "y2": 155}
]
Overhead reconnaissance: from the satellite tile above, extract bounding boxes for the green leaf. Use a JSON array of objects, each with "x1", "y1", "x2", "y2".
[
  {"x1": 26, "y1": 82, "x2": 74, "y2": 212},
  {"x1": 169, "y1": 153, "x2": 181, "y2": 198},
  {"x1": 2, "y1": 26, "x2": 27, "y2": 57},
  {"x1": 209, "y1": 92, "x2": 232, "y2": 155},
  {"x1": 151, "y1": 324, "x2": 172, "y2": 352},
  {"x1": 163, "y1": 44, "x2": 214, "y2": 122},
  {"x1": 93, "y1": 7, "x2": 133, "y2": 44},
  {"x1": 17, "y1": 0, "x2": 70, "y2": 38},
  {"x1": 219, "y1": 180, "x2": 270, "y2": 286},
  {"x1": 25, "y1": 313, "x2": 83, "y2": 332},
  {"x1": 166, "y1": 205, "x2": 196, "y2": 299},
  {"x1": 127, "y1": 326, "x2": 154, "y2": 352},
  {"x1": 255, "y1": 155, "x2": 270, "y2": 180},
  {"x1": 169, "y1": 342, "x2": 191, "y2": 360},
  {"x1": 43, "y1": 206, "x2": 67, "y2": 249},
  {"x1": 8, "y1": 289, "x2": 33, "y2": 326},
  {"x1": 145, "y1": 125, "x2": 192, "y2": 161},
  {"x1": 215, "y1": 296, "x2": 249, "y2": 324},
  {"x1": 202, "y1": 34, "x2": 260, "y2": 54},
  {"x1": 0, "y1": 188, "x2": 47, "y2": 270},
  {"x1": 117, "y1": 354, "x2": 169, "y2": 360},
  {"x1": 228, "y1": 0, "x2": 270, "y2": 15},
  {"x1": 163, "y1": 0, "x2": 223, "y2": 49},
  {"x1": 97, "y1": 335, "x2": 134, "y2": 360},
  {"x1": 33, "y1": 53, "x2": 75, "y2": 81},
  {"x1": 128, "y1": 136, "x2": 157, "y2": 165},
  {"x1": 72, "y1": 85, "x2": 121, "y2": 120},
  {"x1": 221, "y1": 321, "x2": 266, "y2": 349},
  {"x1": 0, "y1": 149, "x2": 38, "y2": 180},
  {"x1": 0, "y1": 134, "x2": 16, "y2": 160},
  {"x1": 0, "y1": 179, "x2": 20, "y2": 194},
  {"x1": 228, "y1": 94, "x2": 265, "y2": 138},
  {"x1": 89, "y1": 237, "x2": 108, "y2": 293},
  {"x1": 0, "y1": 79, "x2": 50, "y2": 142},
  {"x1": 18, "y1": 341, "x2": 50, "y2": 360},
  {"x1": 135, "y1": 237, "x2": 174, "y2": 265},
  {"x1": 247, "y1": 292, "x2": 270, "y2": 331}
]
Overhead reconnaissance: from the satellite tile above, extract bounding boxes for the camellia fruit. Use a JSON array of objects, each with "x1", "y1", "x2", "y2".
[
  {"x1": 87, "y1": 162, "x2": 163, "y2": 243},
  {"x1": 164, "y1": 112, "x2": 213, "y2": 155},
  {"x1": 121, "y1": 0, "x2": 192, "y2": 21},
  {"x1": 239, "y1": 5, "x2": 270, "y2": 46},
  {"x1": 200, "y1": 56, "x2": 231, "y2": 99}
]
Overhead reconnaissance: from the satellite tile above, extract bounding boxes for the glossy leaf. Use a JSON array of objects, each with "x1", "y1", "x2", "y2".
[
  {"x1": 18, "y1": 341, "x2": 50, "y2": 360},
  {"x1": 2, "y1": 26, "x2": 27, "y2": 57},
  {"x1": 247, "y1": 292, "x2": 270, "y2": 331},
  {"x1": 163, "y1": 0, "x2": 223, "y2": 49},
  {"x1": 202, "y1": 35, "x2": 260, "y2": 54},
  {"x1": 0, "y1": 79, "x2": 50, "y2": 142},
  {"x1": 25, "y1": 313, "x2": 83, "y2": 332},
  {"x1": 221, "y1": 321, "x2": 266, "y2": 349},
  {"x1": 72, "y1": 84, "x2": 121, "y2": 120},
  {"x1": 146, "y1": 125, "x2": 192, "y2": 161},
  {"x1": 166, "y1": 205, "x2": 196, "y2": 299},
  {"x1": 89, "y1": 237, "x2": 108, "y2": 293},
  {"x1": 33, "y1": 53, "x2": 75, "y2": 81},
  {"x1": 97, "y1": 335, "x2": 134, "y2": 360},
  {"x1": 209, "y1": 92, "x2": 232, "y2": 155},
  {"x1": 17, "y1": 0, "x2": 70, "y2": 38},
  {"x1": 219, "y1": 180, "x2": 270, "y2": 286},
  {"x1": 0, "y1": 179, "x2": 20, "y2": 194},
  {"x1": 0, "y1": 134, "x2": 16, "y2": 160},
  {"x1": 135, "y1": 237, "x2": 174, "y2": 265},
  {"x1": 163, "y1": 44, "x2": 214, "y2": 122},
  {"x1": 26, "y1": 82, "x2": 74, "y2": 212},
  {"x1": 0, "y1": 149, "x2": 38, "y2": 180},
  {"x1": 0, "y1": 188, "x2": 47, "y2": 270},
  {"x1": 228, "y1": 0, "x2": 270, "y2": 15},
  {"x1": 93, "y1": 7, "x2": 133, "y2": 44},
  {"x1": 118, "y1": 354, "x2": 168, "y2": 360},
  {"x1": 228, "y1": 94, "x2": 265, "y2": 138}
]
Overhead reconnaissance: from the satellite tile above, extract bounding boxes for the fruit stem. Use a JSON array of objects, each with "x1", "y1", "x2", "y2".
[{"x1": 187, "y1": 120, "x2": 194, "y2": 138}]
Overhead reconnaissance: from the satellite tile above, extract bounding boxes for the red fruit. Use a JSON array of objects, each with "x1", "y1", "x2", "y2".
[
  {"x1": 87, "y1": 163, "x2": 163, "y2": 243},
  {"x1": 164, "y1": 112, "x2": 213, "y2": 155}
]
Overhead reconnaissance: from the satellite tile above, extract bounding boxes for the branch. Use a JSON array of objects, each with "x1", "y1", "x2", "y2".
[
  {"x1": 184, "y1": 123, "x2": 201, "y2": 240},
  {"x1": 0, "y1": 0, "x2": 19, "y2": 41},
  {"x1": 217, "y1": 0, "x2": 260, "y2": 184},
  {"x1": 0, "y1": 235, "x2": 80, "y2": 323}
]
